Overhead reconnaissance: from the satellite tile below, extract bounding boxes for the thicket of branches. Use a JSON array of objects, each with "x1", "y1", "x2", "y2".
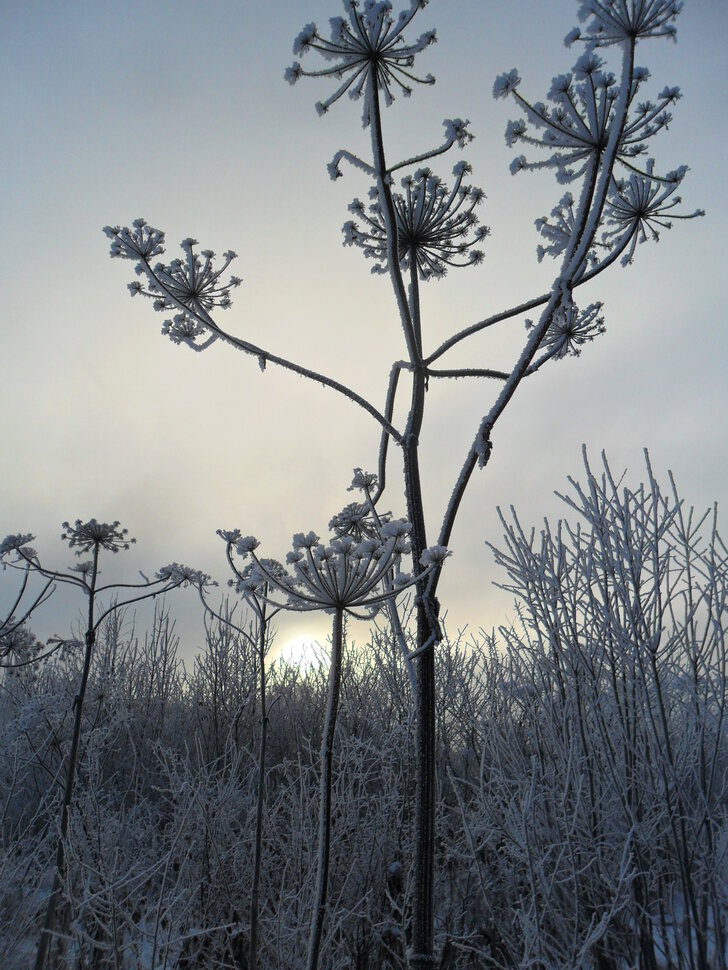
[{"x1": 2, "y1": 454, "x2": 726, "y2": 969}]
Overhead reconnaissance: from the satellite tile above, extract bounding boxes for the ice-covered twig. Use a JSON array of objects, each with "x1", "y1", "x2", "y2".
[
  {"x1": 388, "y1": 118, "x2": 474, "y2": 175},
  {"x1": 327, "y1": 148, "x2": 376, "y2": 181}
]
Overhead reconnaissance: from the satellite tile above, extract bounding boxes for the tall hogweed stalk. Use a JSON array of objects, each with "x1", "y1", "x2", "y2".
[
  {"x1": 218, "y1": 505, "x2": 447, "y2": 970},
  {"x1": 1, "y1": 524, "x2": 211, "y2": 970},
  {"x1": 106, "y1": 1, "x2": 702, "y2": 964}
]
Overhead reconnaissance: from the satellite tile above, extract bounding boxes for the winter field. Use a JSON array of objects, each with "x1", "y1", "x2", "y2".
[
  {"x1": 2, "y1": 454, "x2": 726, "y2": 968},
  {"x1": 2, "y1": 0, "x2": 727, "y2": 967}
]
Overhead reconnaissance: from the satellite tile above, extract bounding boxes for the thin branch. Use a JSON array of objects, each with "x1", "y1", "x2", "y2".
[
  {"x1": 388, "y1": 126, "x2": 468, "y2": 175},
  {"x1": 373, "y1": 362, "x2": 407, "y2": 505},
  {"x1": 424, "y1": 291, "x2": 552, "y2": 366},
  {"x1": 426, "y1": 367, "x2": 510, "y2": 381},
  {"x1": 139, "y1": 255, "x2": 403, "y2": 442}
]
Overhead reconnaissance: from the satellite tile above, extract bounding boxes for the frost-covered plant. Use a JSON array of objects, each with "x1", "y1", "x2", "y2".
[
  {"x1": 496, "y1": 14, "x2": 703, "y2": 273},
  {"x1": 106, "y1": 1, "x2": 702, "y2": 964},
  {"x1": 344, "y1": 162, "x2": 488, "y2": 279},
  {"x1": 0, "y1": 522, "x2": 212, "y2": 970},
  {"x1": 526, "y1": 300, "x2": 606, "y2": 359},
  {"x1": 480, "y1": 448, "x2": 728, "y2": 970},
  {"x1": 218, "y1": 519, "x2": 446, "y2": 970},
  {"x1": 196, "y1": 579, "x2": 280, "y2": 970},
  {"x1": 0, "y1": 536, "x2": 54, "y2": 670},
  {"x1": 285, "y1": 0, "x2": 436, "y2": 124}
]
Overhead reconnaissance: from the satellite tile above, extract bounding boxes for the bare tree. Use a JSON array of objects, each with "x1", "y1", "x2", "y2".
[{"x1": 105, "y1": 2, "x2": 702, "y2": 963}]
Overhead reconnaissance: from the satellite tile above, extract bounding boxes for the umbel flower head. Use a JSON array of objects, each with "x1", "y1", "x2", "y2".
[
  {"x1": 344, "y1": 162, "x2": 488, "y2": 279},
  {"x1": 567, "y1": 1, "x2": 683, "y2": 48},
  {"x1": 602, "y1": 160, "x2": 704, "y2": 264},
  {"x1": 1, "y1": 624, "x2": 43, "y2": 666},
  {"x1": 220, "y1": 523, "x2": 448, "y2": 618},
  {"x1": 494, "y1": 51, "x2": 682, "y2": 185},
  {"x1": 61, "y1": 520, "x2": 135, "y2": 556},
  {"x1": 0, "y1": 533, "x2": 36, "y2": 560},
  {"x1": 528, "y1": 301, "x2": 606, "y2": 359},
  {"x1": 230, "y1": 558, "x2": 290, "y2": 600},
  {"x1": 285, "y1": 0, "x2": 436, "y2": 125},
  {"x1": 155, "y1": 563, "x2": 215, "y2": 588},
  {"x1": 104, "y1": 220, "x2": 241, "y2": 348},
  {"x1": 329, "y1": 502, "x2": 391, "y2": 540},
  {"x1": 535, "y1": 192, "x2": 591, "y2": 264}
]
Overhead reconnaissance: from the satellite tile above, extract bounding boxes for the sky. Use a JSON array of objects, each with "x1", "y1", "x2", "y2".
[{"x1": 2, "y1": 0, "x2": 727, "y2": 665}]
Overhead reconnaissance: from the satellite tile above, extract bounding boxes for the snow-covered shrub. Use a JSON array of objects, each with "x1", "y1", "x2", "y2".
[{"x1": 454, "y1": 450, "x2": 728, "y2": 969}]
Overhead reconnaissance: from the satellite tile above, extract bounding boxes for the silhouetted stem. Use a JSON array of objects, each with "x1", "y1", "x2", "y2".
[
  {"x1": 306, "y1": 607, "x2": 344, "y2": 970},
  {"x1": 34, "y1": 548, "x2": 99, "y2": 970},
  {"x1": 248, "y1": 612, "x2": 268, "y2": 970}
]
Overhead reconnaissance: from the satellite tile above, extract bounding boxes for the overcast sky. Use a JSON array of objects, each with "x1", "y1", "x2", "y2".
[{"x1": 2, "y1": 1, "x2": 726, "y2": 664}]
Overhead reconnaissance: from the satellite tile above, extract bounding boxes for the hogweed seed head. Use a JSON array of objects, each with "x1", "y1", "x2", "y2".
[
  {"x1": 529, "y1": 301, "x2": 606, "y2": 359},
  {"x1": 329, "y1": 502, "x2": 391, "y2": 540},
  {"x1": 0, "y1": 624, "x2": 43, "y2": 665},
  {"x1": 420, "y1": 545, "x2": 451, "y2": 566},
  {"x1": 348, "y1": 468, "x2": 379, "y2": 493},
  {"x1": 0, "y1": 533, "x2": 36, "y2": 559},
  {"x1": 232, "y1": 558, "x2": 289, "y2": 599},
  {"x1": 602, "y1": 160, "x2": 704, "y2": 264},
  {"x1": 161, "y1": 313, "x2": 209, "y2": 346},
  {"x1": 571, "y1": 1, "x2": 682, "y2": 48},
  {"x1": 105, "y1": 222, "x2": 241, "y2": 349},
  {"x1": 535, "y1": 192, "x2": 592, "y2": 264},
  {"x1": 344, "y1": 163, "x2": 488, "y2": 279},
  {"x1": 286, "y1": 0, "x2": 436, "y2": 126},
  {"x1": 222, "y1": 519, "x2": 447, "y2": 617},
  {"x1": 155, "y1": 563, "x2": 215, "y2": 587},
  {"x1": 105, "y1": 219, "x2": 165, "y2": 261},
  {"x1": 61, "y1": 520, "x2": 135, "y2": 556},
  {"x1": 495, "y1": 46, "x2": 684, "y2": 186}
]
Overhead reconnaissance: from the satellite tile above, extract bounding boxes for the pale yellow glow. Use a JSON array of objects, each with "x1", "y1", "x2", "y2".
[{"x1": 275, "y1": 634, "x2": 321, "y2": 673}]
